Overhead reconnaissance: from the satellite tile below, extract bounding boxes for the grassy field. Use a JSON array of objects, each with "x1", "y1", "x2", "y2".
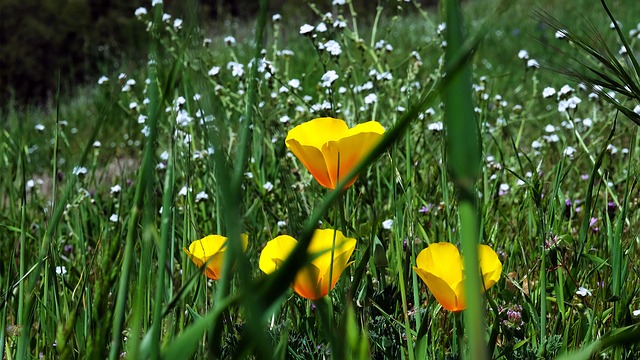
[{"x1": 3, "y1": 0, "x2": 640, "y2": 359}]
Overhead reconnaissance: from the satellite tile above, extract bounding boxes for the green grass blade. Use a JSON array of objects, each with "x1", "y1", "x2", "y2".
[{"x1": 443, "y1": 0, "x2": 485, "y2": 358}]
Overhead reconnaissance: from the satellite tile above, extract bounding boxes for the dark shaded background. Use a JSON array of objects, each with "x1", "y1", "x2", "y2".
[{"x1": 0, "y1": 0, "x2": 437, "y2": 106}]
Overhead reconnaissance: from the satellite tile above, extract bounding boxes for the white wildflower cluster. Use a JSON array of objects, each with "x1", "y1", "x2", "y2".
[
  {"x1": 368, "y1": 69, "x2": 393, "y2": 81},
  {"x1": 352, "y1": 81, "x2": 373, "y2": 94},
  {"x1": 374, "y1": 39, "x2": 394, "y2": 52},
  {"x1": 227, "y1": 61, "x2": 245, "y2": 78},
  {"x1": 541, "y1": 84, "x2": 583, "y2": 113},
  {"x1": 319, "y1": 39, "x2": 342, "y2": 56},
  {"x1": 517, "y1": 49, "x2": 539, "y2": 69},
  {"x1": 310, "y1": 100, "x2": 332, "y2": 113}
]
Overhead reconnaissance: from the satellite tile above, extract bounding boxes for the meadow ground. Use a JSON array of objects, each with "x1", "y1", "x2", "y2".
[{"x1": 3, "y1": 0, "x2": 640, "y2": 359}]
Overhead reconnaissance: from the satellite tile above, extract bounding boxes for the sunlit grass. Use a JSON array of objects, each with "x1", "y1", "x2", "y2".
[{"x1": 3, "y1": 0, "x2": 640, "y2": 359}]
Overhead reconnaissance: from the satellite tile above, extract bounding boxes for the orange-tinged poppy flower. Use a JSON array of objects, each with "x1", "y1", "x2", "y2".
[
  {"x1": 259, "y1": 229, "x2": 356, "y2": 300},
  {"x1": 285, "y1": 117, "x2": 385, "y2": 189},
  {"x1": 183, "y1": 234, "x2": 249, "y2": 280},
  {"x1": 413, "y1": 242, "x2": 502, "y2": 312}
]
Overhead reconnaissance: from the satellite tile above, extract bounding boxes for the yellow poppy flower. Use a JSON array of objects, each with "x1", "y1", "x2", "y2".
[
  {"x1": 183, "y1": 234, "x2": 249, "y2": 280},
  {"x1": 285, "y1": 117, "x2": 385, "y2": 189},
  {"x1": 413, "y1": 242, "x2": 502, "y2": 312},
  {"x1": 259, "y1": 229, "x2": 357, "y2": 300}
]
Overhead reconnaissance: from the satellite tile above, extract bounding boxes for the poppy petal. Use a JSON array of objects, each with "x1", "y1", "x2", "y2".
[
  {"x1": 478, "y1": 244, "x2": 502, "y2": 291},
  {"x1": 414, "y1": 267, "x2": 463, "y2": 311},
  {"x1": 259, "y1": 235, "x2": 297, "y2": 274},
  {"x1": 285, "y1": 140, "x2": 334, "y2": 188},
  {"x1": 292, "y1": 263, "x2": 323, "y2": 300}
]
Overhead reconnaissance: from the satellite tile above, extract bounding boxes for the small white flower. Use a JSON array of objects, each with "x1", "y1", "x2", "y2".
[
  {"x1": 382, "y1": 219, "x2": 394, "y2": 230},
  {"x1": 527, "y1": 59, "x2": 540, "y2": 69},
  {"x1": 173, "y1": 18, "x2": 183, "y2": 29},
  {"x1": 428, "y1": 121, "x2": 443, "y2": 131},
  {"x1": 193, "y1": 93, "x2": 201, "y2": 101},
  {"x1": 559, "y1": 84, "x2": 574, "y2": 96},
  {"x1": 208, "y1": 66, "x2": 221, "y2": 76},
  {"x1": 279, "y1": 115, "x2": 290, "y2": 123},
  {"x1": 364, "y1": 93, "x2": 377, "y2": 105},
  {"x1": 544, "y1": 124, "x2": 556, "y2": 133},
  {"x1": 110, "y1": 184, "x2": 122, "y2": 194},
  {"x1": 315, "y1": 22, "x2": 328, "y2": 33},
  {"x1": 227, "y1": 62, "x2": 244, "y2": 77},
  {"x1": 518, "y1": 49, "x2": 529, "y2": 59},
  {"x1": 499, "y1": 183, "x2": 510, "y2": 193},
  {"x1": 288, "y1": 79, "x2": 301, "y2": 89},
  {"x1": 323, "y1": 40, "x2": 341, "y2": 56},
  {"x1": 555, "y1": 29, "x2": 568, "y2": 39},
  {"x1": 299, "y1": 24, "x2": 314, "y2": 35},
  {"x1": 224, "y1": 36, "x2": 236, "y2": 46},
  {"x1": 272, "y1": 14, "x2": 282, "y2": 22},
  {"x1": 320, "y1": 70, "x2": 339, "y2": 87},
  {"x1": 576, "y1": 287, "x2": 592, "y2": 297},
  {"x1": 173, "y1": 96, "x2": 186, "y2": 107},
  {"x1": 176, "y1": 109, "x2": 193, "y2": 127},
  {"x1": 558, "y1": 100, "x2": 569, "y2": 112},
  {"x1": 263, "y1": 181, "x2": 274, "y2": 192},
  {"x1": 162, "y1": 13, "x2": 171, "y2": 22},
  {"x1": 244, "y1": 172, "x2": 254, "y2": 179},
  {"x1": 134, "y1": 7, "x2": 147, "y2": 16},
  {"x1": 55, "y1": 266, "x2": 67, "y2": 275},
  {"x1": 277, "y1": 220, "x2": 287, "y2": 227},
  {"x1": 109, "y1": 214, "x2": 119, "y2": 223},
  {"x1": 566, "y1": 96, "x2": 582, "y2": 109},
  {"x1": 280, "y1": 49, "x2": 295, "y2": 57},
  {"x1": 563, "y1": 146, "x2": 577, "y2": 157},
  {"x1": 26, "y1": 179, "x2": 36, "y2": 189},
  {"x1": 333, "y1": 0, "x2": 346, "y2": 5},
  {"x1": 98, "y1": 76, "x2": 109, "y2": 85},
  {"x1": 152, "y1": 0, "x2": 162, "y2": 6},
  {"x1": 334, "y1": 20, "x2": 347, "y2": 28},
  {"x1": 129, "y1": 102, "x2": 138, "y2": 110},
  {"x1": 178, "y1": 186, "x2": 190, "y2": 197},
  {"x1": 93, "y1": 141, "x2": 102, "y2": 148},
  {"x1": 35, "y1": 124, "x2": 45, "y2": 131},
  {"x1": 73, "y1": 166, "x2": 88, "y2": 176},
  {"x1": 543, "y1": 134, "x2": 559, "y2": 143},
  {"x1": 195, "y1": 192, "x2": 209, "y2": 202},
  {"x1": 633, "y1": 309, "x2": 640, "y2": 317},
  {"x1": 542, "y1": 87, "x2": 556, "y2": 98}
]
